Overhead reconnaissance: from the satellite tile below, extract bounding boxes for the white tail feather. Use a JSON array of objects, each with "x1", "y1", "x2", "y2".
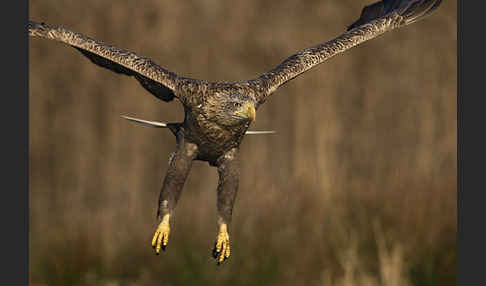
[
  {"x1": 245, "y1": 130, "x2": 276, "y2": 135},
  {"x1": 120, "y1": 115, "x2": 276, "y2": 134},
  {"x1": 120, "y1": 115, "x2": 168, "y2": 128}
]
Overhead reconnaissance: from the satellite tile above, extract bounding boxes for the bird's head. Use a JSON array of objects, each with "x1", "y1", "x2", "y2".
[
  {"x1": 223, "y1": 96, "x2": 256, "y2": 123},
  {"x1": 204, "y1": 92, "x2": 257, "y2": 127}
]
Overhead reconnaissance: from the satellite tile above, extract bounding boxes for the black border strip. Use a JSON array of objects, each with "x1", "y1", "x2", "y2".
[
  {"x1": 3, "y1": 0, "x2": 29, "y2": 285},
  {"x1": 459, "y1": 0, "x2": 485, "y2": 285}
]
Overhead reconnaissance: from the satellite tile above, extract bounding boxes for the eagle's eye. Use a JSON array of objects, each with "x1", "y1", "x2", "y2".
[{"x1": 233, "y1": 102, "x2": 242, "y2": 108}]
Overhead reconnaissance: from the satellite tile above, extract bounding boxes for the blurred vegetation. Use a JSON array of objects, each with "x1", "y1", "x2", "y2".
[{"x1": 29, "y1": 0, "x2": 456, "y2": 285}]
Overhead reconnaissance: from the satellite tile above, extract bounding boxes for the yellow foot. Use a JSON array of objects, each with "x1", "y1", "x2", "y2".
[
  {"x1": 212, "y1": 223, "x2": 230, "y2": 265},
  {"x1": 152, "y1": 213, "x2": 170, "y2": 254}
]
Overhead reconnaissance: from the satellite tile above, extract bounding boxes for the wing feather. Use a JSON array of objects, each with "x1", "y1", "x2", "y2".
[
  {"x1": 29, "y1": 21, "x2": 183, "y2": 102},
  {"x1": 249, "y1": 0, "x2": 442, "y2": 105}
]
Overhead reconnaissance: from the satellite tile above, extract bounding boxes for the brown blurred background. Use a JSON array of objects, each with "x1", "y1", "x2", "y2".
[{"x1": 29, "y1": 0, "x2": 456, "y2": 285}]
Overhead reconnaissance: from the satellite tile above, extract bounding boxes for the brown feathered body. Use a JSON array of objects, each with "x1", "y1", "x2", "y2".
[{"x1": 176, "y1": 81, "x2": 260, "y2": 164}]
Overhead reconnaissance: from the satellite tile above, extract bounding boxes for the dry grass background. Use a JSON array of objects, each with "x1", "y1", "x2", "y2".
[{"x1": 29, "y1": 0, "x2": 456, "y2": 285}]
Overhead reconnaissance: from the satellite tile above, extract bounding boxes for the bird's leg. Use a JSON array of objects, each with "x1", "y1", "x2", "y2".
[
  {"x1": 212, "y1": 148, "x2": 240, "y2": 264},
  {"x1": 152, "y1": 138, "x2": 198, "y2": 254}
]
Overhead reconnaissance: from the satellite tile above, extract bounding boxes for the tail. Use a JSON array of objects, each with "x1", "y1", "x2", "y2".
[
  {"x1": 121, "y1": 115, "x2": 169, "y2": 128},
  {"x1": 120, "y1": 115, "x2": 276, "y2": 135},
  {"x1": 347, "y1": 0, "x2": 442, "y2": 31},
  {"x1": 120, "y1": 115, "x2": 181, "y2": 135}
]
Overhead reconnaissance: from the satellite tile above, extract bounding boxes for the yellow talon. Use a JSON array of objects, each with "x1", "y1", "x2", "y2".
[
  {"x1": 152, "y1": 213, "x2": 170, "y2": 254},
  {"x1": 213, "y1": 223, "x2": 230, "y2": 264}
]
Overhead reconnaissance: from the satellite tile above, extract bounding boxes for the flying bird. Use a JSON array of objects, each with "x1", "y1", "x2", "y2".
[{"x1": 29, "y1": 0, "x2": 442, "y2": 264}]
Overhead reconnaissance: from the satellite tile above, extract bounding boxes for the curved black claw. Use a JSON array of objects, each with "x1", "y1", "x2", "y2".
[
  {"x1": 152, "y1": 214, "x2": 171, "y2": 255},
  {"x1": 212, "y1": 223, "x2": 231, "y2": 264},
  {"x1": 212, "y1": 241, "x2": 228, "y2": 265},
  {"x1": 212, "y1": 242, "x2": 218, "y2": 259}
]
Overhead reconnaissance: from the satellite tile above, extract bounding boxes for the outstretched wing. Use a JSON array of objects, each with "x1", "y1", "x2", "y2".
[
  {"x1": 29, "y1": 20, "x2": 185, "y2": 102},
  {"x1": 249, "y1": 0, "x2": 442, "y2": 105}
]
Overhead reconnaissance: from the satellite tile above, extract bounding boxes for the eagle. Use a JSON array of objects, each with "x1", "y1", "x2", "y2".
[{"x1": 29, "y1": 0, "x2": 442, "y2": 264}]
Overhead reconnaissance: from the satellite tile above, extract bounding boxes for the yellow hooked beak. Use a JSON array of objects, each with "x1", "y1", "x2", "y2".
[{"x1": 244, "y1": 103, "x2": 256, "y2": 122}]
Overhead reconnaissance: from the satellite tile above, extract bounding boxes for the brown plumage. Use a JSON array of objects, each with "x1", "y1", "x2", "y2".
[{"x1": 28, "y1": 0, "x2": 442, "y2": 264}]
